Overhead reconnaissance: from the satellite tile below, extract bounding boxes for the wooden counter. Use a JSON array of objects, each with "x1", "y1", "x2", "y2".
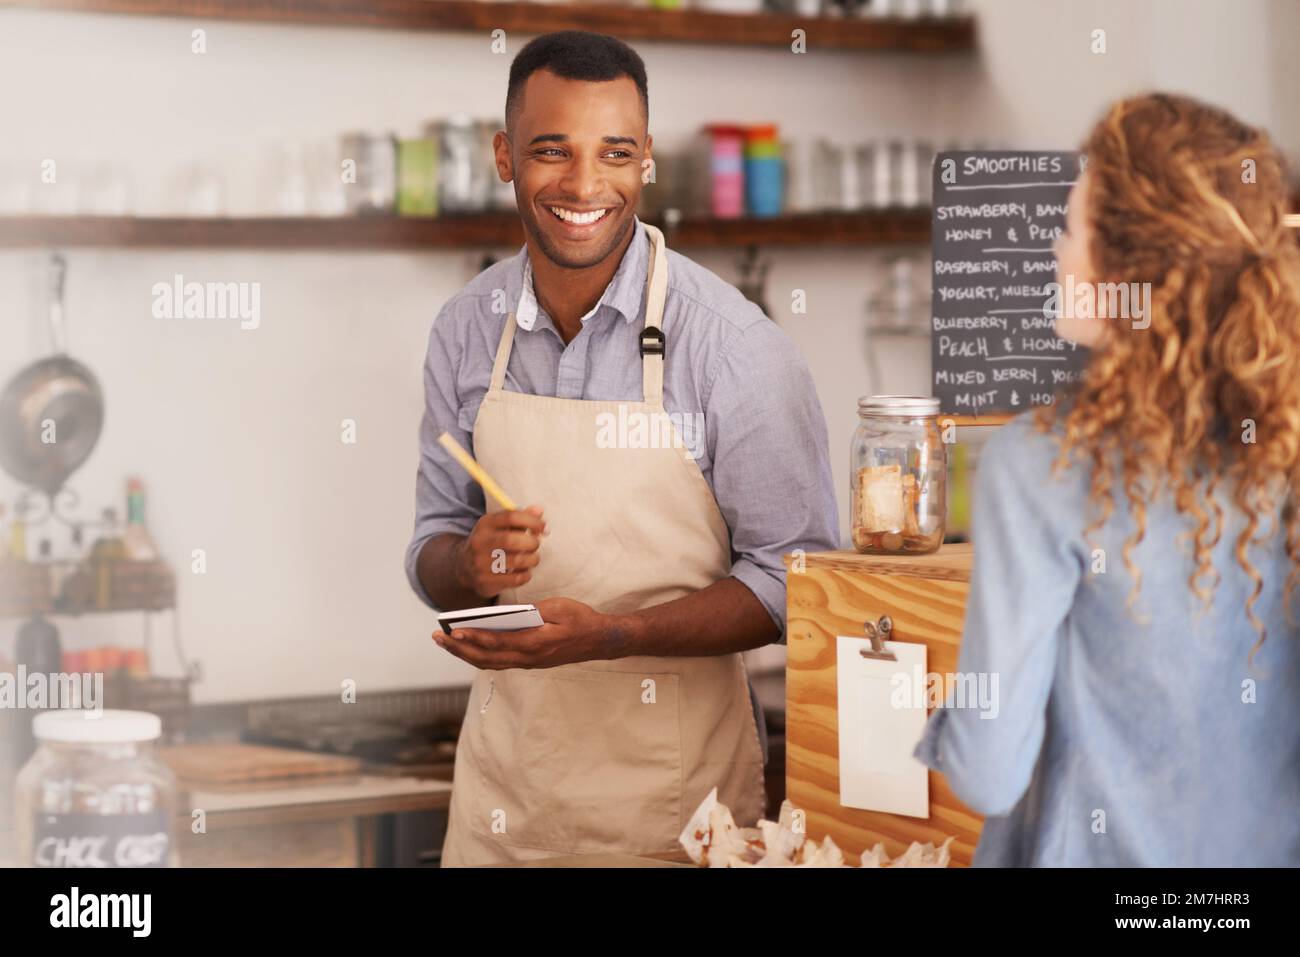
[
  {"x1": 175, "y1": 774, "x2": 452, "y2": 867},
  {"x1": 783, "y1": 544, "x2": 983, "y2": 866},
  {"x1": 0, "y1": 773, "x2": 453, "y2": 868}
]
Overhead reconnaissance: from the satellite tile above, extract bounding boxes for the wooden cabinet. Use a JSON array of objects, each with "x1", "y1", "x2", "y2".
[{"x1": 784, "y1": 544, "x2": 983, "y2": 866}]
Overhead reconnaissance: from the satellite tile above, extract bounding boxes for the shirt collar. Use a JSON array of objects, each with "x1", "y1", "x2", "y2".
[{"x1": 510, "y1": 216, "x2": 648, "y2": 332}]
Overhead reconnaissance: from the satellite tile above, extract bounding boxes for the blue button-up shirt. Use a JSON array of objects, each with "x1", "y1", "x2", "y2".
[{"x1": 405, "y1": 216, "x2": 840, "y2": 637}]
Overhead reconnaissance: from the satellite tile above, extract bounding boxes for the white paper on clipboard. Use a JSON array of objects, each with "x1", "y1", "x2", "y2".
[{"x1": 836, "y1": 635, "x2": 929, "y2": 818}]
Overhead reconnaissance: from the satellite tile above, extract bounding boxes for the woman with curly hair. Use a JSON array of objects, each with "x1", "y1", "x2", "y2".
[{"x1": 915, "y1": 93, "x2": 1300, "y2": 866}]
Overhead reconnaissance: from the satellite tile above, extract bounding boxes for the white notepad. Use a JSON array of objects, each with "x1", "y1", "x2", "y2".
[
  {"x1": 437, "y1": 604, "x2": 544, "y2": 636},
  {"x1": 836, "y1": 635, "x2": 929, "y2": 818}
]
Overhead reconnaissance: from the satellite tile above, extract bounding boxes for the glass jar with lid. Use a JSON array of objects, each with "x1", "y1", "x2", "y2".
[
  {"x1": 851, "y1": 395, "x2": 946, "y2": 555},
  {"x1": 15, "y1": 710, "x2": 178, "y2": 868}
]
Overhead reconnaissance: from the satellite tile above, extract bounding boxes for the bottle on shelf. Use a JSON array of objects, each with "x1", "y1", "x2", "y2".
[
  {"x1": 125, "y1": 647, "x2": 150, "y2": 678},
  {"x1": 90, "y1": 507, "x2": 127, "y2": 562},
  {"x1": 101, "y1": 646, "x2": 126, "y2": 674},
  {"x1": 16, "y1": 614, "x2": 61, "y2": 671},
  {"x1": 9, "y1": 500, "x2": 28, "y2": 562},
  {"x1": 123, "y1": 478, "x2": 159, "y2": 562},
  {"x1": 14, "y1": 614, "x2": 62, "y2": 767},
  {"x1": 45, "y1": 538, "x2": 73, "y2": 599}
]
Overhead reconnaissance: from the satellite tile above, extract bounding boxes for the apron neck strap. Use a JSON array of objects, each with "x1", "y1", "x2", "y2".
[
  {"x1": 487, "y1": 222, "x2": 669, "y2": 402},
  {"x1": 640, "y1": 222, "x2": 668, "y2": 406},
  {"x1": 488, "y1": 308, "x2": 518, "y2": 393}
]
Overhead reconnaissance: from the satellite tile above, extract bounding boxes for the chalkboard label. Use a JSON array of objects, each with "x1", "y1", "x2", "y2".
[
  {"x1": 930, "y1": 151, "x2": 1088, "y2": 416},
  {"x1": 32, "y1": 811, "x2": 171, "y2": 868}
]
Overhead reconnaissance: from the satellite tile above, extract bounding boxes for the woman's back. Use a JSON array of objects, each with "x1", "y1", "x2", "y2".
[{"x1": 920, "y1": 414, "x2": 1300, "y2": 866}]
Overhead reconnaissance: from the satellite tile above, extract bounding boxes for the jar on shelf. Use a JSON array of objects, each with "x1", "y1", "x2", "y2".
[
  {"x1": 15, "y1": 710, "x2": 177, "y2": 868},
  {"x1": 851, "y1": 395, "x2": 946, "y2": 554}
]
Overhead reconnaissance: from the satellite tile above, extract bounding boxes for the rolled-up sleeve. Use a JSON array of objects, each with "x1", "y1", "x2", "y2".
[
  {"x1": 404, "y1": 301, "x2": 486, "y2": 609},
  {"x1": 913, "y1": 417, "x2": 1083, "y2": 815},
  {"x1": 705, "y1": 319, "x2": 840, "y2": 638}
]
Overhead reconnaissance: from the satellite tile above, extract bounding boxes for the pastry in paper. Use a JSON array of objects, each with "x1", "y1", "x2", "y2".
[
  {"x1": 678, "y1": 787, "x2": 718, "y2": 865},
  {"x1": 796, "y1": 835, "x2": 846, "y2": 868},
  {"x1": 678, "y1": 788, "x2": 764, "y2": 867},
  {"x1": 757, "y1": 799, "x2": 805, "y2": 864},
  {"x1": 678, "y1": 789, "x2": 951, "y2": 868},
  {"x1": 860, "y1": 836, "x2": 954, "y2": 868}
]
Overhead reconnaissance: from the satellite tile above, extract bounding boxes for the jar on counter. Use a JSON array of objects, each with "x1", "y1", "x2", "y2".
[
  {"x1": 851, "y1": 395, "x2": 946, "y2": 554},
  {"x1": 15, "y1": 710, "x2": 177, "y2": 868}
]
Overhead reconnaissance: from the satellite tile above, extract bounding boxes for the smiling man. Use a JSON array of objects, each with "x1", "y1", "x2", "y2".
[{"x1": 406, "y1": 31, "x2": 838, "y2": 866}]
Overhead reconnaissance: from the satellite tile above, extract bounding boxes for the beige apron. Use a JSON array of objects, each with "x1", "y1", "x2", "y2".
[{"x1": 440, "y1": 223, "x2": 767, "y2": 866}]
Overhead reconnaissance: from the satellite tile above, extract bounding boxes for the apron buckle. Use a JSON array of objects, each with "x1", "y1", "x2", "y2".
[{"x1": 640, "y1": 327, "x2": 665, "y2": 357}]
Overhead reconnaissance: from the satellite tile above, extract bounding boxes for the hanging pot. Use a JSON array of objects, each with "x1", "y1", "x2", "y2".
[{"x1": 0, "y1": 254, "x2": 104, "y2": 496}]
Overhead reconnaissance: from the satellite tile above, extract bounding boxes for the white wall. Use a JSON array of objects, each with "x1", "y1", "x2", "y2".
[{"x1": 0, "y1": 2, "x2": 1292, "y2": 701}]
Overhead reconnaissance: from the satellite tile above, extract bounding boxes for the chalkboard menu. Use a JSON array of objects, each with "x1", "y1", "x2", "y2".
[{"x1": 930, "y1": 150, "x2": 1088, "y2": 416}]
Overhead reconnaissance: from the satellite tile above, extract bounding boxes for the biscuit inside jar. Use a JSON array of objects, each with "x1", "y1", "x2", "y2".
[
  {"x1": 856, "y1": 464, "x2": 904, "y2": 532},
  {"x1": 853, "y1": 465, "x2": 939, "y2": 553}
]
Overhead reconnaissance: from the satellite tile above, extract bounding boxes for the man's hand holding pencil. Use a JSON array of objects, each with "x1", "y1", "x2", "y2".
[
  {"x1": 437, "y1": 431, "x2": 548, "y2": 599},
  {"x1": 452, "y1": 505, "x2": 547, "y2": 598}
]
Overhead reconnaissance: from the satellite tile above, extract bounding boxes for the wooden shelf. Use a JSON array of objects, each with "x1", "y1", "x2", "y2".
[
  {"x1": 15, "y1": 0, "x2": 977, "y2": 52},
  {"x1": 667, "y1": 209, "x2": 929, "y2": 247},
  {"x1": 0, "y1": 558, "x2": 175, "y2": 619},
  {"x1": 0, "y1": 211, "x2": 931, "y2": 249},
  {"x1": 0, "y1": 213, "x2": 527, "y2": 250}
]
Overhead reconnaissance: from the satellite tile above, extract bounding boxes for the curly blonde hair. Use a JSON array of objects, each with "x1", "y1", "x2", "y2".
[{"x1": 1037, "y1": 93, "x2": 1300, "y2": 649}]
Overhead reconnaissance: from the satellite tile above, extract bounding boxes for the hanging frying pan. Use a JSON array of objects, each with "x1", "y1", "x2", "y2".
[{"x1": 0, "y1": 254, "x2": 104, "y2": 497}]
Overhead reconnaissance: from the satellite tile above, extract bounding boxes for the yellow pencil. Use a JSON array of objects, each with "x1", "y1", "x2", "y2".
[{"x1": 437, "y1": 432, "x2": 518, "y2": 512}]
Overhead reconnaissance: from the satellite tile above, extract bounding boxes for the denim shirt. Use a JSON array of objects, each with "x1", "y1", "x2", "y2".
[{"x1": 915, "y1": 413, "x2": 1300, "y2": 866}]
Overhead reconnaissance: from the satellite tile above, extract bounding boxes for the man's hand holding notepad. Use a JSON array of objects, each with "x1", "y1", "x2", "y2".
[{"x1": 436, "y1": 604, "x2": 546, "y2": 635}]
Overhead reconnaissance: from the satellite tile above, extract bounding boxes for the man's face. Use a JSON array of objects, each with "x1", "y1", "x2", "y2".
[{"x1": 495, "y1": 70, "x2": 650, "y2": 270}]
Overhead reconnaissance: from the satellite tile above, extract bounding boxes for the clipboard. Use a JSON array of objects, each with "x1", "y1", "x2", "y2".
[{"x1": 836, "y1": 616, "x2": 930, "y2": 818}]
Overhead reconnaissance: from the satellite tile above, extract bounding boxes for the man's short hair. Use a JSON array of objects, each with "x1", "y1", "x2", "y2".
[{"x1": 506, "y1": 31, "x2": 649, "y2": 133}]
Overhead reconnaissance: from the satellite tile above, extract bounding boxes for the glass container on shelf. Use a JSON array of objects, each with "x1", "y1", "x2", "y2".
[
  {"x1": 813, "y1": 140, "x2": 862, "y2": 211},
  {"x1": 862, "y1": 253, "x2": 931, "y2": 395},
  {"x1": 432, "y1": 116, "x2": 490, "y2": 214},
  {"x1": 397, "y1": 134, "x2": 439, "y2": 218},
  {"x1": 743, "y1": 125, "x2": 784, "y2": 217},
  {"x1": 703, "y1": 124, "x2": 746, "y2": 219},
  {"x1": 850, "y1": 395, "x2": 946, "y2": 555},
  {"x1": 340, "y1": 132, "x2": 397, "y2": 215}
]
